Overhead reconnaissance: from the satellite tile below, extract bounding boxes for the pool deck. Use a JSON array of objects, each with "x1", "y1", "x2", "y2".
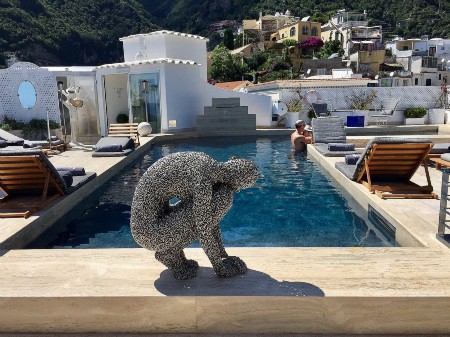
[{"x1": 2, "y1": 128, "x2": 450, "y2": 334}]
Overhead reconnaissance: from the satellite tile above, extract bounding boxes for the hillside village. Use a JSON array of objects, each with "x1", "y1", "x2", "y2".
[{"x1": 208, "y1": 8, "x2": 450, "y2": 88}]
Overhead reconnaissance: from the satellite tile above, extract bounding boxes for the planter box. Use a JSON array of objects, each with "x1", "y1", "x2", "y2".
[
  {"x1": 428, "y1": 108, "x2": 445, "y2": 124},
  {"x1": 404, "y1": 117, "x2": 426, "y2": 125}
]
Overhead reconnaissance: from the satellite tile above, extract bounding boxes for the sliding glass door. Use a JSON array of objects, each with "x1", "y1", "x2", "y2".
[{"x1": 129, "y1": 73, "x2": 160, "y2": 133}]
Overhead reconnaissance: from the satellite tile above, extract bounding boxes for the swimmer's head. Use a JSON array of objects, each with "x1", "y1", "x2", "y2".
[{"x1": 222, "y1": 157, "x2": 258, "y2": 191}]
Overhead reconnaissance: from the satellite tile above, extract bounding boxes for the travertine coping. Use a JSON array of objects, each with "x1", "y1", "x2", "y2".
[{"x1": 1, "y1": 131, "x2": 450, "y2": 334}]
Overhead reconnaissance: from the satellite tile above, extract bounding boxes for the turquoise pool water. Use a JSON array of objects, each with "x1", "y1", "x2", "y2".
[{"x1": 28, "y1": 136, "x2": 394, "y2": 248}]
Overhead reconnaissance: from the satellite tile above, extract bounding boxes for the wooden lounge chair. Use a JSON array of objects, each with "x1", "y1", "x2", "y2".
[
  {"x1": 0, "y1": 150, "x2": 96, "y2": 218},
  {"x1": 335, "y1": 137, "x2": 437, "y2": 199},
  {"x1": 430, "y1": 153, "x2": 450, "y2": 170},
  {"x1": 108, "y1": 123, "x2": 140, "y2": 146}
]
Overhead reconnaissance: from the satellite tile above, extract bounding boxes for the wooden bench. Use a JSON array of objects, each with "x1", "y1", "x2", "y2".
[{"x1": 108, "y1": 123, "x2": 140, "y2": 147}]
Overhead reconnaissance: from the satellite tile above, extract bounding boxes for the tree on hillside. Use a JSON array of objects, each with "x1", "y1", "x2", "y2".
[
  {"x1": 223, "y1": 29, "x2": 235, "y2": 50},
  {"x1": 316, "y1": 39, "x2": 343, "y2": 59},
  {"x1": 209, "y1": 45, "x2": 248, "y2": 82}
]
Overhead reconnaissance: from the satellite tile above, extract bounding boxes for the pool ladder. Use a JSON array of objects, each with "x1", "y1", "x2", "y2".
[{"x1": 438, "y1": 170, "x2": 450, "y2": 247}]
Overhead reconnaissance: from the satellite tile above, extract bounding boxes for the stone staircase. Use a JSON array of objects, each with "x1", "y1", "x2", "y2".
[{"x1": 196, "y1": 97, "x2": 256, "y2": 136}]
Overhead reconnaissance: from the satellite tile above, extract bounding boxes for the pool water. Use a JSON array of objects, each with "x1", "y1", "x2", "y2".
[{"x1": 28, "y1": 136, "x2": 394, "y2": 249}]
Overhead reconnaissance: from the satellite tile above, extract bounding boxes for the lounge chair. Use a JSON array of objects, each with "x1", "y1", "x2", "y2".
[
  {"x1": 0, "y1": 149, "x2": 96, "y2": 218},
  {"x1": 335, "y1": 137, "x2": 437, "y2": 199},
  {"x1": 108, "y1": 123, "x2": 140, "y2": 147},
  {"x1": 429, "y1": 153, "x2": 450, "y2": 170},
  {"x1": 311, "y1": 117, "x2": 358, "y2": 157},
  {"x1": 0, "y1": 129, "x2": 24, "y2": 146},
  {"x1": 371, "y1": 98, "x2": 401, "y2": 125},
  {"x1": 92, "y1": 136, "x2": 135, "y2": 157},
  {"x1": 311, "y1": 102, "x2": 329, "y2": 117}
]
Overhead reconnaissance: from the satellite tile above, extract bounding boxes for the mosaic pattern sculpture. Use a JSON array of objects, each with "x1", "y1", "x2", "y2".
[{"x1": 131, "y1": 151, "x2": 258, "y2": 280}]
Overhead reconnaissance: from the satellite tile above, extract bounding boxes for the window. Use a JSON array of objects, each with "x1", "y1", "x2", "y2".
[
  {"x1": 403, "y1": 79, "x2": 409, "y2": 86},
  {"x1": 414, "y1": 78, "x2": 419, "y2": 85},
  {"x1": 281, "y1": 33, "x2": 285, "y2": 38},
  {"x1": 422, "y1": 56, "x2": 437, "y2": 68},
  {"x1": 302, "y1": 47, "x2": 307, "y2": 55},
  {"x1": 426, "y1": 78, "x2": 432, "y2": 86},
  {"x1": 311, "y1": 27, "x2": 318, "y2": 36},
  {"x1": 429, "y1": 46, "x2": 436, "y2": 56},
  {"x1": 317, "y1": 68, "x2": 326, "y2": 75},
  {"x1": 302, "y1": 26, "x2": 309, "y2": 35},
  {"x1": 290, "y1": 27, "x2": 296, "y2": 37},
  {"x1": 403, "y1": 46, "x2": 409, "y2": 51},
  {"x1": 439, "y1": 74, "x2": 442, "y2": 80}
]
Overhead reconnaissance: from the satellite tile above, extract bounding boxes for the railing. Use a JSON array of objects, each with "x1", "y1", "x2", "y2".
[
  {"x1": 438, "y1": 171, "x2": 450, "y2": 246},
  {"x1": 351, "y1": 31, "x2": 381, "y2": 38},
  {"x1": 340, "y1": 21, "x2": 368, "y2": 28},
  {"x1": 379, "y1": 71, "x2": 412, "y2": 78}
]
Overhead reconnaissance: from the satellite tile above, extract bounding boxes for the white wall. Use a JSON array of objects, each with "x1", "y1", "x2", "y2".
[
  {"x1": 121, "y1": 32, "x2": 208, "y2": 80},
  {"x1": 164, "y1": 36, "x2": 208, "y2": 80},
  {"x1": 0, "y1": 62, "x2": 60, "y2": 123},
  {"x1": 410, "y1": 56, "x2": 422, "y2": 73},
  {"x1": 163, "y1": 64, "x2": 272, "y2": 131}
]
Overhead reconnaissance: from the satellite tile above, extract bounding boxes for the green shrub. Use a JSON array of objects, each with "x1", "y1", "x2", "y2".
[
  {"x1": 0, "y1": 124, "x2": 11, "y2": 131},
  {"x1": 404, "y1": 107, "x2": 427, "y2": 118},
  {"x1": 116, "y1": 113, "x2": 129, "y2": 123},
  {"x1": 0, "y1": 116, "x2": 61, "y2": 139}
]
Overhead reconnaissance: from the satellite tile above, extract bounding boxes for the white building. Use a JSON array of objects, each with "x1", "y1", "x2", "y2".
[
  {"x1": 385, "y1": 38, "x2": 450, "y2": 86},
  {"x1": 94, "y1": 30, "x2": 272, "y2": 136}
]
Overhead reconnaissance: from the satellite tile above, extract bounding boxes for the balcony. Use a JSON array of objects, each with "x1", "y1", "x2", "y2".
[
  {"x1": 379, "y1": 70, "x2": 412, "y2": 78},
  {"x1": 351, "y1": 30, "x2": 382, "y2": 39},
  {"x1": 340, "y1": 21, "x2": 368, "y2": 28}
]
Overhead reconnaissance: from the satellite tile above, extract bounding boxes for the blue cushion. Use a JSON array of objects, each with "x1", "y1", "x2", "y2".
[
  {"x1": 345, "y1": 154, "x2": 360, "y2": 165},
  {"x1": 58, "y1": 171, "x2": 73, "y2": 187},
  {"x1": 328, "y1": 143, "x2": 355, "y2": 151},
  {"x1": 56, "y1": 167, "x2": 85, "y2": 176},
  {"x1": 95, "y1": 144, "x2": 123, "y2": 152}
]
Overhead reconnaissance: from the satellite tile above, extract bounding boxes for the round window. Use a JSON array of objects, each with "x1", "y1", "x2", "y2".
[{"x1": 18, "y1": 81, "x2": 37, "y2": 109}]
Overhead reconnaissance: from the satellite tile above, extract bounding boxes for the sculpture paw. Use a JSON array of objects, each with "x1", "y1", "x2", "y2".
[
  {"x1": 171, "y1": 260, "x2": 199, "y2": 280},
  {"x1": 215, "y1": 256, "x2": 247, "y2": 278}
]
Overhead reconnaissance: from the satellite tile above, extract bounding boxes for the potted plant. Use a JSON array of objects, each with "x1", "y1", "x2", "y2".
[
  {"x1": 282, "y1": 88, "x2": 303, "y2": 128},
  {"x1": 429, "y1": 82, "x2": 447, "y2": 124},
  {"x1": 404, "y1": 107, "x2": 427, "y2": 125},
  {"x1": 344, "y1": 89, "x2": 377, "y2": 126}
]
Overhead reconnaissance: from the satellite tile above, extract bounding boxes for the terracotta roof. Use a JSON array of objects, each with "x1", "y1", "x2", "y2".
[{"x1": 214, "y1": 81, "x2": 251, "y2": 91}]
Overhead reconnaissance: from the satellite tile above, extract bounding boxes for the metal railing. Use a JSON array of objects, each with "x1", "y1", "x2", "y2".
[{"x1": 438, "y1": 171, "x2": 450, "y2": 246}]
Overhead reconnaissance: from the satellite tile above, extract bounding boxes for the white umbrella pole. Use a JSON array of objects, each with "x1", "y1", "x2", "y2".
[{"x1": 46, "y1": 109, "x2": 52, "y2": 150}]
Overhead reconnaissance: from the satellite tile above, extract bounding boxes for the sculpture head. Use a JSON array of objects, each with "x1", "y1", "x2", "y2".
[{"x1": 221, "y1": 157, "x2": 258, "y2": 192}]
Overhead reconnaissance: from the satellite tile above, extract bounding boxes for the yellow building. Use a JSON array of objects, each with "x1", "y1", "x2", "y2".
[
  {"x1": 266, "y1": 21, "x2": 322, "y2": 71},
  {"x1": 273, "y1": 21, "x2": 322, "y2": 43}
]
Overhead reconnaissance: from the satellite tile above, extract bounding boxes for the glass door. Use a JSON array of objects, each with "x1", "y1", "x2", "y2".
[{"x1": 129, "y1": 73, "x2": 161, "y2": 133}]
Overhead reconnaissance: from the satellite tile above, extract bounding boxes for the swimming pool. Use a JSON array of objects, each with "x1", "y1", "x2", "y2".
[{"x1": 28, "y1": 136, "x2": 395, "y2": 248}]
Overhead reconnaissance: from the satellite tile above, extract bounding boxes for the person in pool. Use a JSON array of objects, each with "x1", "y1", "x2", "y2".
[{"x1": 291, "y1": 119, "x2": 312, "y2": 152}]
